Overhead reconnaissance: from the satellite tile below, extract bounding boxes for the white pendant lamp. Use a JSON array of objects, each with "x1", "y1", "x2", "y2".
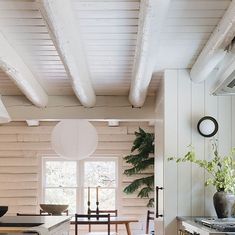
[{"x1": 51, "y1": 120, "x2": 98, "y2": 159}]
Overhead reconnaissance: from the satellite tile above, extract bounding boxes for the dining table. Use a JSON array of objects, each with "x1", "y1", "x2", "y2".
[{"x1": 70, "y1": 216, "x2": 139, "y2": 235}]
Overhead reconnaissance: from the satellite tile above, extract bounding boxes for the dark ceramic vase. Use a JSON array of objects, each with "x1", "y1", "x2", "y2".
[{"x1": 213, "y1": 191, "x2": 235, "y2": 218}]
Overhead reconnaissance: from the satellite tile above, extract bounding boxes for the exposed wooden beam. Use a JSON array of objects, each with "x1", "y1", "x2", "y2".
[
  {"x1": 190, "y1": 0, "x2": 235, "y2": 83},
  {"x1": 0, "y1": 33, "x2": 48, "y2": 107},
  {"x1": 2, "y1": 96, "x2": 157, "y2": 120},
  {"x1": 0, "y1": 97, "x2": 11, "y2": 123},
  {"x1": 38, "y1": 0, "x2": 96, "y2": 107},
  {"x1": 129, "y1": 0, "x2": 171, "y2": 107}
]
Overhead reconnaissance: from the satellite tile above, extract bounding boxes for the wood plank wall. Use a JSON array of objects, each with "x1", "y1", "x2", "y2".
[
  {"x1": 164, "y1": 69, "x2": 235, "y2": 235},
  {"x1": 0, "y1": 121, "x2": 154, "y2": 234}
]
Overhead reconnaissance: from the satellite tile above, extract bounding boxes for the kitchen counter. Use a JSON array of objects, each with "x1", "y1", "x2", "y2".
[
  {"x1": 0, "y1": 233, "x2": 37, "y2": 235},
  {"x1": 177, "y1": 216, "x2": 235, "y2": 235},
  {"x1": 0, "y1": 216, "x2": 71, "y2": 234}
]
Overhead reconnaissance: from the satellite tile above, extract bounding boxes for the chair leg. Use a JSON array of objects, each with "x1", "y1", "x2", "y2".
[
  {"x1": 146, "y1": 220, "x2": 149, "y2": 234},
  {"x1": 115, "y1": 224, "x2": 118, "y2": 233},
  {"x1": 108, "y1": 222, "x2": 110, "y2": 235},
  {"x1": 75, "y1": 223, "x2": 77, "y2": 235}
]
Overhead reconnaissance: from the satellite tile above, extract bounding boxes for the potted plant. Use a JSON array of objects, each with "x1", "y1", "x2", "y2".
[{"x1": 168, "y1": 142, "x2": 235, "y2": 218}]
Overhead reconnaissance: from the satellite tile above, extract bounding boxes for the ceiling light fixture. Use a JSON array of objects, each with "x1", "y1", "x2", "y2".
[
  {"x1": 51, "y1": 120, "x2": 98, "y2": 159},
  {"x1": 197, "y1": 116, "x2": 218, "y2": 137}
]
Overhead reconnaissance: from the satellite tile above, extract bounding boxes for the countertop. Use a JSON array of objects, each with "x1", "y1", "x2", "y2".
[
  {"x1": 177, "y1": 216, "x2": 235, "y2": 234},
  {"x1": 0, "y1": 233, "x2": 37, "y2": 235},
  {"x1": 0, "y1": 216, "x2": 71, "y2": 233}
]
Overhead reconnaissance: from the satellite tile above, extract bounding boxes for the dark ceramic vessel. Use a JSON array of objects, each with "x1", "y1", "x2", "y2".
[{"x1": 213, "y1": 191, "x2": 235, "y2": 218}]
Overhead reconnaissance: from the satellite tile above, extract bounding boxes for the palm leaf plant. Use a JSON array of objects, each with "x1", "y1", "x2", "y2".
[{"x1": 123, "y1": 128, "x2": 154, "y2": 207}]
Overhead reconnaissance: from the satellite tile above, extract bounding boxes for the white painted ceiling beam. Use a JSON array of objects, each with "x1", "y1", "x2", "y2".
[
  {"x1": 129, "y1": 0, "x2": 171, "y2": 107},
  {"x1": 0, "y1": 32, "x2": 48, "y2": 107},
  {"x1": 38, "y1": 0, "x2": 96, "y2": 107},
  {"x1": 190, "y1": 0, "x2": 235, "y2": 83},
  {"x1": 2, "y1": 96, "x2": 157, "y2": 120}
]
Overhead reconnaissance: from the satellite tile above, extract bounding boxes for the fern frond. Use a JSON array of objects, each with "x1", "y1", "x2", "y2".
[
  {"x1": 124, "y1": 158, "x2": 154, "y2": 176},
  {"x1": 123, "y1": 175, "x2": 154, "y2": 194},
  {"x1": 137, "y1": 186, "x2": 154, "y2": 198}
]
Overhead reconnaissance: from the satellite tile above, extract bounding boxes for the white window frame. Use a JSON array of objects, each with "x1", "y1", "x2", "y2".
[
  {"x1": 42, "y1": 157, "x2": 79, "y2": 214},
  {"x1": 41, "y1": 156, "x2": 119, "y2": 214},
  {"x1": 80, "y1": 157, "x2": 119, "y2": 211}
]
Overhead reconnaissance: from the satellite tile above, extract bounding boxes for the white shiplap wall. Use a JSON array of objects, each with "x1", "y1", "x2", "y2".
[
  {"x1": 0, "y1": 121, "x2": 153, "y2": 234},
  {"x1": 164, "y1": 69, "x2": 235, "y2": 235}
]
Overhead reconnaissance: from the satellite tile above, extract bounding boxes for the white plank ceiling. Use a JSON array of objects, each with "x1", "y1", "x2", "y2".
[{"x1": 0, "y1": 0, "x2": 231, "y2": 97}]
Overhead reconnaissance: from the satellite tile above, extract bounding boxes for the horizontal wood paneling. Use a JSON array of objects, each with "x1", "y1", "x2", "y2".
[
  {"x1": 0, "y1": 189, "x2": 37, "y2": 197},
  {"x1": 0, "y1": 151, "x2": 37, "y2": 157},
  {"x1": 0, "y1": 174, "x2": 38, "y2": 182},
  {"x1": 8, "y1": 205, "x2": 37, "y2": 214},
  {"x1": 0, "y1": 158, "x2": 37, "y2": 166},
  {"x1": 0, "y1": 198, "x2": 37, "y2": 205},
  {"x1": 0, "y1": 121, "x2": 153, "y2": 235},
  {"x1": 0, "y1": 126, "x2": 54, "y2": 134},
  {"x1": 0, "y1": 166, "x2": 38, "y2": 173},
  {"x1": 0, "y1": 182, "x2": 37, "y2": 190}
]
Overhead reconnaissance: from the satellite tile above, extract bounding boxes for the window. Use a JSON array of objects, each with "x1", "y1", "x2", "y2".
[
  {"x1": 83, "y1": 160, "x2": 117, "y2": 211},
  {"x1": 43, "y1": 160, "x2": 77, "y2": 214},
  {"x1": 42, "y1": 157, "x2": 118, "y2": 214}
]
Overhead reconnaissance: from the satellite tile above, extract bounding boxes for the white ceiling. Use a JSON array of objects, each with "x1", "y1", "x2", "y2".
[
  {"x1": 0, "y1": 0, "x2": 231, "y2": 98},
  {"x1": 155, "y1": 0, "x2": 231, "y2": 70}
]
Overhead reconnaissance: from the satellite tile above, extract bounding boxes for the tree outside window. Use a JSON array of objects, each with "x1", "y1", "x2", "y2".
[
  {"x1": 43, "y1": 158, "x2": 117, "y2": 214},
  {"x1": 83, "y1": 161, "x2": 116, "y2": 211}
]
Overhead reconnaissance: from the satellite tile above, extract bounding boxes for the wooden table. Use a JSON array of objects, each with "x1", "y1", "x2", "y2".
[{"x1": 70, "y1": 216, "x2": 138, "y2": 235}]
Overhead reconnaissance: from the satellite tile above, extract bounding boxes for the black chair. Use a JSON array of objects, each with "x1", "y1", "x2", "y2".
[
  {"x1": 146, "y1": 210, "x2": 154, "y2": 234},
  {"x1": 89, "y1": 210, "x2": 118, "y2": 233},
  {"x1": 74, "y1": 213, "x2": 111, "y2": 235}
]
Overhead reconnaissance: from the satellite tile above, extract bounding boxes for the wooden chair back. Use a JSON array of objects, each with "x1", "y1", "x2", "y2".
[
  {"x1": 146, "y1": 210, "x2": 154, "y2": 234},
  {"x1": 17, "y1": 213, "x2": 52, "y2": 216},
  {"x1": 75, "y1": 213, "x2": 111, "y2": 235},
  {"x1": 89, "y1": 210, "x2": 118, "y2": 232}
]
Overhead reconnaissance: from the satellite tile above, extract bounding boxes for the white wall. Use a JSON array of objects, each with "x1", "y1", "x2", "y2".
[{"x1": 164, "y1": 69, "x2": 235, "y2": 235}]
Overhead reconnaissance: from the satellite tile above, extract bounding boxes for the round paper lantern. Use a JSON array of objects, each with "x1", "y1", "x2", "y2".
[{"x1": 51, "y1": 120, "x2": 98, "y2": 159}]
